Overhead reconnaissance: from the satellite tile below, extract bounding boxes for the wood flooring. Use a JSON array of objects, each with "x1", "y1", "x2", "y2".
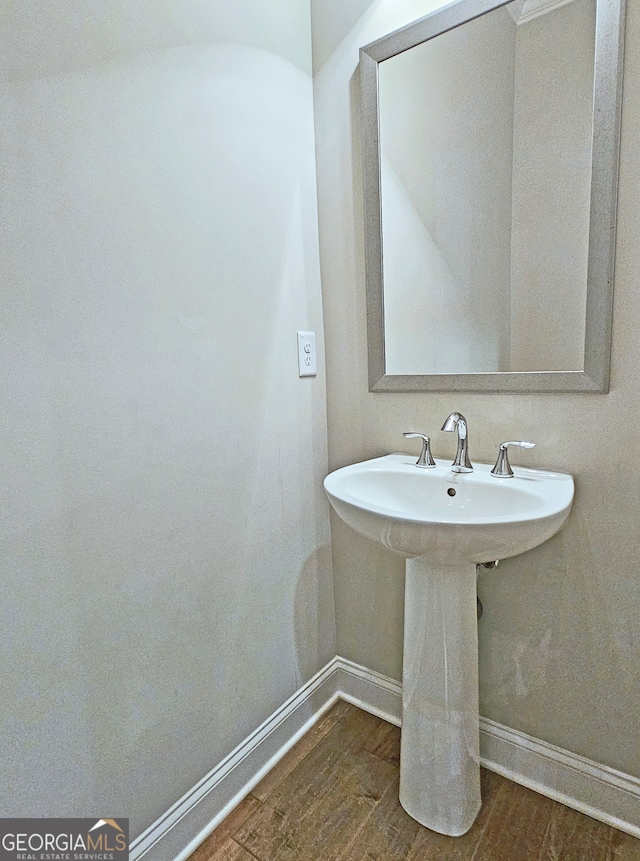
[{"x1": 187, "y1": 701, "x2": 640, "y2": 861}]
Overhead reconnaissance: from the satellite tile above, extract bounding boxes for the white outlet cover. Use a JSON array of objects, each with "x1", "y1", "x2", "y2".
[{"x1": 297, "y1": 331, "x2": 317, "y2": 377}]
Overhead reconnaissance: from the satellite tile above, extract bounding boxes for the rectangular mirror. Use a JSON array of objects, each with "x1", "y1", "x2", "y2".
[{"x1": 360, "y1": 0, "x2": 626, "y2": 392}]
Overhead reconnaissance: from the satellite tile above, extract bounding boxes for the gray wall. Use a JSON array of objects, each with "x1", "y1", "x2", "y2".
[
  {"x1": 0, "y1": 0, "x2": 335, "y2": 837},
  {"x1": 312, "y1": 0, "x2": 640, "y2": 780}
]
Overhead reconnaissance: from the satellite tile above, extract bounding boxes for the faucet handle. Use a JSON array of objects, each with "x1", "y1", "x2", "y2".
[
  {"x1": 491, "y1": 440, "x2": 535, "y2": 478},
  {"x1": 403, "y1": 432, "x2": 436, "y2": 468}
]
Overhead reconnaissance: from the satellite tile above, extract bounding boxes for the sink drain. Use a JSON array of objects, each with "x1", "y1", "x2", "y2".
[{"x1": 447, "y1": 487, "x2": 456, "y2": 497}]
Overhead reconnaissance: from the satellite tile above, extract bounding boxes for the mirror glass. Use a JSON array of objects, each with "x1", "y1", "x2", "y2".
[{"x1": 361, "y1": 0, "x2": 625, "y2": 392}]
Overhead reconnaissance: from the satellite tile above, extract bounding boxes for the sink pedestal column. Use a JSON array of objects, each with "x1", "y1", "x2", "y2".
[{"x1": 399, "y1": 558, "x2": 481, "y2": 836}]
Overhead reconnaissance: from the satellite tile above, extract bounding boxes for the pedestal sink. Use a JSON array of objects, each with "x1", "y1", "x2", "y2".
[{"x1": 324, "y1": 454, "x2": 574, "y2": 836}]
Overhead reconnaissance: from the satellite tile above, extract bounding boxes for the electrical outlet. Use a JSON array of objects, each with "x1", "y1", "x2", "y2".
[{"x1": 297, "y1": 331, "x2": 317, "y2": 377}]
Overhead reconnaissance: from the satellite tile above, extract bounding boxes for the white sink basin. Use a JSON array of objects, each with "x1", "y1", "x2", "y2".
[
  {"x1": 324, "y1": 452, "x2": 574, "y2": 837},
  {"x1": 324, "y1": 453, "x2": 574, "y2": 563}
]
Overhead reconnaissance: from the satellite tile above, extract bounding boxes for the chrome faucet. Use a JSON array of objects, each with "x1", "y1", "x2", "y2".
[{"x1": 441, "y1": 411, "x2": 473, "y2": 473}]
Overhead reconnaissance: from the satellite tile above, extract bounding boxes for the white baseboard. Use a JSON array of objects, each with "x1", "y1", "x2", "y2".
[
  {"x1": 130, "y1": 659, "x2": 343, "y2": 861},
  {"x1": 479, "y1": 717, "x2": 640, "y2": 839},
  {"x1": 130, "y1": 657, "x2": 640, "y2": 861}
]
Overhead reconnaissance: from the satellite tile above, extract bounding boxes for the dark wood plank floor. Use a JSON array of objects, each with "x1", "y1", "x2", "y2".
[{"x1": 188, "y1": 701, "x2": 640, "y2": 861}]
